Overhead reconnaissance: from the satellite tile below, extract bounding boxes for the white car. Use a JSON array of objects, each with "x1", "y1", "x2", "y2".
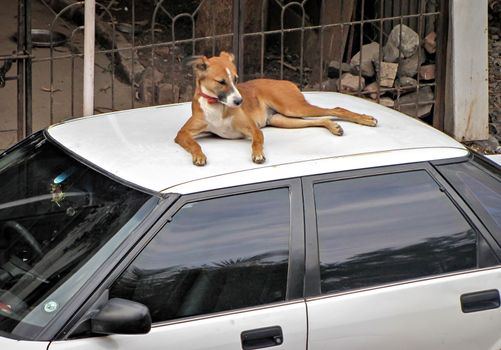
[{"x1": 1, "y1": 92, "x2": 500, "y2": 350}]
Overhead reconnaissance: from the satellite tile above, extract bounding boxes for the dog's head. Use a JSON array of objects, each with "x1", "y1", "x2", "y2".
[{"x1": 184, "y1": 52, "x2": 242, "y2": 107}]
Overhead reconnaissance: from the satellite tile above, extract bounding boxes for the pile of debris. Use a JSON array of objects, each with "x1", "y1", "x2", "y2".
[
  {"x1": 486, "y1": 0, "x2": 501, "y2": 152},
  {"x1": 324, "y1": 24, "x2": 437, "y2": 120}
]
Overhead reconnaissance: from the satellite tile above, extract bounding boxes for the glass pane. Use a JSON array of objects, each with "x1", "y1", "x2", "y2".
[
  {"x1": 110, "y1": 188, "x2": 290, "y2": 323},
  {"x1": 0, "y1": 134, "x2": 152, "y2": 338},
  {"x1": 315, "y1": 171, "x2": 477, "y2": 294},
  {"x1": 439, "y1": 159, "x2": 501, "y2": 235}
]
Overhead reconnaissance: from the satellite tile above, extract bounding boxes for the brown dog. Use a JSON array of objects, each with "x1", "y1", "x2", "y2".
[{"x1": 175, "y1": 52, "x2": 377, "y2": 166}]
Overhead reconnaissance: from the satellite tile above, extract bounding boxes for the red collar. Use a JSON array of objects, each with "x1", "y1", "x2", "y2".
[{"x1": 197, "y1": 89, "x2": 219, "y2": 104}]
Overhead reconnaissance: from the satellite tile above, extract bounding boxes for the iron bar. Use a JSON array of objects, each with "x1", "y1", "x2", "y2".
[
  {"x1": 233, "y1": 0, "x2": 241, "y2": 69},
  {"x1": 433, "y1": 0, "x2": 449, "y2": 131},
  {"x1": 6, "y1": 0, "x2": 446, "y2": 145},
  {"x1": 83, "y1": 0, "x2": 96, "y2": 116},
  {"x1": 25, "y1": 0, "x2": 32, "y2": 136},
  {"x1": 17, "y1": 0, "x2": 25, "y2": 140}
]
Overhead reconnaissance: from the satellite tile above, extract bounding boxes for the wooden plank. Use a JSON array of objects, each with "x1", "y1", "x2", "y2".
[
  {"x1": 309, "y1": 0, "x2": 354, "y2": 83},
  {"x1": 444, "y1": 0, "x2": 489, "y2": 141},
  {"x1": 0, "y1": 130, "x2": 17, "y2": 151},
  {"x1": 320, "y1": 0, "x2": 355, "y2": 63}
]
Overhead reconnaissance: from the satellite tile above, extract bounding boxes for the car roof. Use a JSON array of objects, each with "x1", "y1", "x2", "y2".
[{"x1": 47, "y1": 92, "x2": 468, "y2": 194}]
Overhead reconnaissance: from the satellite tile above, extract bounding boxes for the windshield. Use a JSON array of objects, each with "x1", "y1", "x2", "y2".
[{"x1": 0, "y1": 133, "x2": 154, "y2": 339}]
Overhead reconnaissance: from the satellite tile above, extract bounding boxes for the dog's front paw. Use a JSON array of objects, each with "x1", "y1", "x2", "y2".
[
  {"x1": 192, "y1": 152, "x2": 207, "y2": 166},
  {"x1": 252, "y1": 153, "x2": 266, "y2": 164}
]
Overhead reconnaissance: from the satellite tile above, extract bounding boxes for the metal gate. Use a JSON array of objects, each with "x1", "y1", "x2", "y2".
[
  {"x1": 0, "y1": 0, "x2": 32, "y2": 148},
  {"x1": 0, "y1": 0, "x2": 447, "y2": 150}
]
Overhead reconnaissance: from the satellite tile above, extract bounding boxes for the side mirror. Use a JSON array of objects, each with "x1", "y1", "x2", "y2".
[{"x1": 91, "y1": 298, "x2": 151, "y2": 335}]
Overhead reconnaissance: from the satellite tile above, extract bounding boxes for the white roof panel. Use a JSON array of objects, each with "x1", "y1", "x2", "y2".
[{"x1": 47, "y1": 92, "x2": 467, "y2": 193}]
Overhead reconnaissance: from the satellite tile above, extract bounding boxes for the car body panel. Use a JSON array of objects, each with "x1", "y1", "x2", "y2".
[
  {"x1": 168, "y1": 147, "x2": 467, "y2": 194},
  {"x1": 49, "y1": 302, "x2": 307, "y2": 350},
  {"x1": 47, "y1": 92, "x2": 466, "y2": 194},
  {"x1": 486, "y1": 154, "x2": 501, "y2": 166},
  {"x1": 307, "y1": 268, "x2": 501, "y2": 350},
  {"x1": 0, "y1": 337, "x2": 48, "y2": 350},
  {"x1": 3, "y1": 92, "x2": 500, "y2": 349}
]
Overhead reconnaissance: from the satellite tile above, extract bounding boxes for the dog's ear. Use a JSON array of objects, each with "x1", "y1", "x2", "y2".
[
  {"x1": 220, "y1": 51, "x2": 235, "y2": 62},
  {"x1": 183, "y1": 55, "x2": 209, "y2": 72}
]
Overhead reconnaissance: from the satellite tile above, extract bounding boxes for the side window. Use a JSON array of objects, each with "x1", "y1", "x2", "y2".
[
  {"x1": 110, "y1": 188, "x2": 290, "y2": 323},
  {"x1": 314, "y1": 170, "x2": 478, "y2": 294},
  {"x1": 438, "y1": 159, "x2": 501, "y2": 237}
]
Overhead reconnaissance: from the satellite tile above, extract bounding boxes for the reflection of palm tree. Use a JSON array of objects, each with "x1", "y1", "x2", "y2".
[
  {"x1": 111, "y1": 250, "x2": 290, "y2": 322},
  {"x1": 321, "y1": 231, "x2": 476, "y2": 293},
  {"x1": 212, "y1": 250, "x2": 288, "y2": 268},
  {"x1": 213, "y1": 257, "x2": 248, "y2": 267}
]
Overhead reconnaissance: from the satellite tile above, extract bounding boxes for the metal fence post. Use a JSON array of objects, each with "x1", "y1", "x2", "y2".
[
  {"x1": 17, "y1": 0, "x2": 26, "y2": 139},
  {"x1": 232, "y1": 0, "x2": 244, "y2": 74}
]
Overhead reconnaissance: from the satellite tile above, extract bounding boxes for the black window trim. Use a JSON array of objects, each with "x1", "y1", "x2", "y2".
[
  {"x1": 471, "y1": 152, "x2": 501, "y2": 181},
  {"x1": 59, "y1": 178, "x2": 305, "y2": 339},
  {"x1": 302, "y1": 161, "x2": 501, "y2": 299}
]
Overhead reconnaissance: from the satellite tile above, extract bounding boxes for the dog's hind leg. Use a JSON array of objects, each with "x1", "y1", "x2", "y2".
[
  {"x1": 268, "y1": 113, "x2": 344, "y2": 136},
  {"x1": 267, "y1": 90, "x2": 377, "y2": 127},
  {"x1": 276, "y1": 101, "x2": 377, "y2": 127},
  {"x1": 328, "y1": 107, "x2": 378, "y2": 127}
]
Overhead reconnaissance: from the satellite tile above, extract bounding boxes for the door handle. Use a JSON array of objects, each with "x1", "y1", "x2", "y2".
[
  {"x1": 461, "y1": 289, "x2": 500, "y2": 313},
  {"x1": 241, "y1": 326, "x2": 283, "y2": 350}
]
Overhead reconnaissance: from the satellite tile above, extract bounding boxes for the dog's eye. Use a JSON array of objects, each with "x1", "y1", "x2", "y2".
[{"x1": 216, "y1": 79, "x2": 226, "y2": 85}]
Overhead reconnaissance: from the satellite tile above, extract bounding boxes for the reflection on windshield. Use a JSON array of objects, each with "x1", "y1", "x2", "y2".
[{"x1": 0, "y1": 133, "x2": 153, "y2": 339}]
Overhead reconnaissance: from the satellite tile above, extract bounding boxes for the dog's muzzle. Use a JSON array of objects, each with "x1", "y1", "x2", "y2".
[{"x1": 220, "y1": 89, "x2": 243, "y2": 107}]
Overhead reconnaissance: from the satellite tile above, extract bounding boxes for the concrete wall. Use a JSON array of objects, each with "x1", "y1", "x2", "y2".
[{"x1": 445, "y1": 0, "x2": 489, "y2": 141}]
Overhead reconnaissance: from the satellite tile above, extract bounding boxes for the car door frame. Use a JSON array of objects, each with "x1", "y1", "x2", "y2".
[
  {"x1": 301, "y1": 160, "x2": 501, "y2": 298},
  {"x1": 56, "y1": 177, "x2": 305, "y2": 340}
]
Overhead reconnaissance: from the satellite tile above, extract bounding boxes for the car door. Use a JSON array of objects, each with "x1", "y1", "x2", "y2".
[
  {"x1": 49, "y1": 180, "x2": 307, "y2": 350},
  {"x1": 303, "y1": 164, "x2": 501, "y2": 350}
]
